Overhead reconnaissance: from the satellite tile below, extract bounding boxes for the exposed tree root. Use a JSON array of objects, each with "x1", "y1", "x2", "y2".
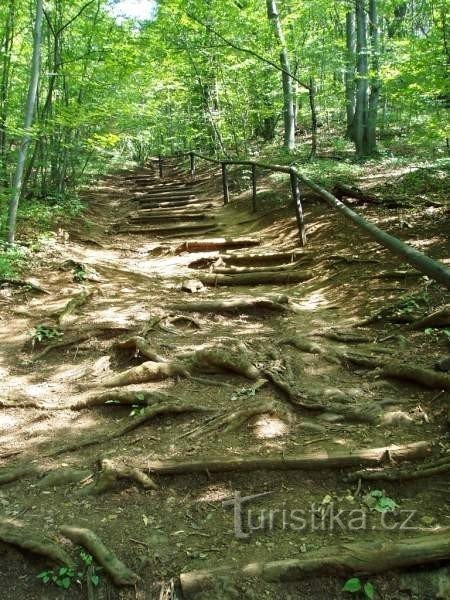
[
  {"x1": 409, "y1": 304, "x2": 450, "y2": 330},
  {"x1": 165, "y1": 315, "x2": 202, "y2": 330},
  {"x1": 189, "y1": 400, "x2": 291, "y2": 437},
  {"x1": 140, "y1": 442, "x2": 430, "y2": 476},
  {"x1": 81, "y1": 458, "x2": 157, "y2": 495},
  {"x1": 37, "y1": 468, "x2": 92, "y2": 489},
  {"x1": 176, "y1": 238, "x2": 261, "y2": 253},
  {"x1": 189, "y1": 343, "x2": 260, "y2": 380},
  {"x1": 179, "y1": 530, "x2": 450, "y2": 597},
  {"x1": 69, "y1": 389, "x2": 174, "y2": 410},
  {"x1": 57, "y1": 289, "x2": 95, "y2": 329},
  {"x1": 170, "y1": 295, "x2": 293, "y2": 314},
  {"x1": 346, "y1": 454, "x2": 450, "y2": 482},
  {"x1": 341, "y1": 352, "x2": 450, "y2": 390},
  {"x1": 278, "y1": 335, "x2": 341, "y2": 364},
  {"x1": 0, "y1": 465, "x2": 41, "y2": 485},
  {"x1": 0, "y1": 518, "x2": 74, "y2": 567},
  {"x1": 114, "y1": 336, "x2": 166, "y2": 362},
  {"x1": 89, "y1": 361, "x2": 189, "y2": 389},
  {"x1": 60, "y1": 526, "x2": 138, "y2": 586},
  {"x1": 198, "y1": 270, "x2": 312, "y2": 287},
  {"x1": 0, "y1": 278, "x2": 50, "y2": 294},
  {"x1": 312, "y1": 330, "x2": 372, "y2": 344}
]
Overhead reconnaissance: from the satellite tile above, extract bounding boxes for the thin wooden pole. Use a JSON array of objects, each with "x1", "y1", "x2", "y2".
[
  {"x1": 221, "y1": 162, "x2": 230, "y2": 205},
  {"x1": 189, "y1": 152, "x2": 195, "y2": 178},
  {"x1": 290, "y1": 169, "x2": 306, "y2": 246},
  {"x1": 158, "y1": 155, "x2": 163, "y2": 178},
  {"x1": 251, "y1": 163, "x2": 257, "y2": 212}
]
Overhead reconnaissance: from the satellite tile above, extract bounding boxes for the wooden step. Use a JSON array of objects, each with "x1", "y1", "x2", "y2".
[
  {"x1": 120, "y1": 222, "x2": 219, "y2": 235},
  {"x1": 138, "y1": 201, "x2": 214, "y2": 211},
  {"x1": 130, "y1": 214, "x2": 213, "y2": 224}
]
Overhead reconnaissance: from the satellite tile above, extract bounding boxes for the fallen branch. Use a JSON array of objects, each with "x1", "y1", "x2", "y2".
[
  {"x1": 212, "y1": 261, "x2": 306, "y2": 275},
  {"x1": 142, "y1": 442, "x2": 430, "y2": 476},
  {"x1": 60, "y1": 526, "x2": 138, "y2": 586},
  {"x1": 179, "y1": 529, "x2": 450, "y2": 597},
  {"x1": 346, "y1": 454, "x2": 450, "y2": 482},
  {"x1": 0, "y1": 518, "x2": 74, "y2": 567}
]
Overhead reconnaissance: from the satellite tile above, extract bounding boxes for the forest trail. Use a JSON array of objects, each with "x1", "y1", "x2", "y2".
[{"x1": 0, "y1": 160, "x2": 449, "y2": 599}]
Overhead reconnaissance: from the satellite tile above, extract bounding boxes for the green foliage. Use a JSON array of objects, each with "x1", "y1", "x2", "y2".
[
  {"x1": 73, "y1": 265, "x2": 87, "y2": 283},
  {"x1": 38, "y1": 552, "x2": 102, "y2": 590},
  {"x1": 32, "y1": 325, "x2": 63, "y2": 344},
  {"x1": 363, "y1": 490, "x2": 399, "y2": 513},
  {"x1": 0, "y1": 244, "x2": 28, "y2": 279},
  {"x1": 343, "y1": 577, "x2": 375, "y2": 599}
]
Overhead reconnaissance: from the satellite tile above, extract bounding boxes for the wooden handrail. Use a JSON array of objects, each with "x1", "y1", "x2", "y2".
[{"x1": 152, "y1": 151, "x2": 450, "y2": 289}]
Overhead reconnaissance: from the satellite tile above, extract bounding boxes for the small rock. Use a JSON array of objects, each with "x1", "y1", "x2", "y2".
[{"x1": 181, "y1": 279, "x2": 205, "y2": 293}]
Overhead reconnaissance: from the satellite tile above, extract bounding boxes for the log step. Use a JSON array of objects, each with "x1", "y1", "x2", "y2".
[
  {"x1": 197, "y1": 270, "x2": 312, "y2": 287},
  {"x1": 176, "y1": 238, "x2": 261, "y2": 252},
  {"x1": 130, "y1": 214, "x2": 213, "y2": 224},
  {"x1": 120, "y1": 223, "x2": 220, "y2": 235},
  {"x1": 138, "y1": 201, "x2": 214, "y2": 211}
]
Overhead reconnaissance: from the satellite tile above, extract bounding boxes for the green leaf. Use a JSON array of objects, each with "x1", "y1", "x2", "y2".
[
  {"x1": 364, "y1": 581, "x2": 375, "y2": 599},
  {"x1": 343, "y1": 577, "x2": 362, "y2": 593},
  {"x1": 60, "y1": 577, "x2": 72, "y2": 589},
  {"x1": 91, "y1": 574, "x2": 100, "y2": 586}
]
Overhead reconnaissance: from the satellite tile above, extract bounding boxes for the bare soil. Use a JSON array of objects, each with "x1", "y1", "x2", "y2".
[{"x1": 0, "y1": 159, "x2": 449, "y2": 600}]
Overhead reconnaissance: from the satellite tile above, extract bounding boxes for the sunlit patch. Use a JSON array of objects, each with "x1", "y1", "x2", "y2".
[
  {"x1": 196, "y1": 484, "x2": 230, "y2": 503},
  {"x1": 0, "y1": 414, "x2": 18, "y2": 430},
  {"x1": 254, "y1": 415, "x2": 288, "y2": 439},
  {"x1": 295, "y1": 290, "x2": 326, "y2": 310}
]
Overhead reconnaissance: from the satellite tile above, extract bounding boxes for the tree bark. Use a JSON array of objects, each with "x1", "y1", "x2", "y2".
[
  {"x1": 7, "y1": 0, "x2": 44, "y2": 244},
  {"x1": 345, "y1": 11, "x2": 356, "y2": 138},
  {"x1": 366, "y1": 0, "x2": 381, "y2": 153},
  {"x1": 266, "y1": 0, "x2": 295, "y2": 150},
  {"x1": 353, "y1": 0, "x2": 369, "y2": 156}
]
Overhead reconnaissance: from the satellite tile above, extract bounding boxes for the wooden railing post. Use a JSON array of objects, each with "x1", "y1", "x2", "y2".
[
  {"x1": 158, "y1": 154, "x2": 163, "y2": 178},
  {"x1": 189, "y1": 152, "x2": 195, "y2": 178},
  {"x1": 290, "y1": 169, "x2": 306, "y2": 246},
  {"x1": 251, "y1": 163, "x2": 257, "y2": 212},
  {"x1": 221, "y1": 162, "x2": 230, "y2": 205}
]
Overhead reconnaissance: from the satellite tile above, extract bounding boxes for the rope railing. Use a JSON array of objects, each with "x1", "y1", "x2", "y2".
[{"x1": 151, "y1": 151, "x2": 450, "y2": 289}]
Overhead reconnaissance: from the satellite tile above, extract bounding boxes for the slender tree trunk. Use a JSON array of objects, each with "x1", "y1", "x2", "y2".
[
  {"x1": 0, "y1": 0, "x2": 15, "y2": 184},
  {"x1": 353, "y1": 0, "x2": 369, "y2": 156},
  {"x1": 266, "y1": 0, "x2": 295, "y2": 150},
  {"x1": 345, "y1": 11, "x2": 356, "y2": 138},
  {"x1": 366, "y1": 0, "x2": 380, "y2": 153},
  {"x1": 309, "y1": 77, "x2": 318, "y2": 158},
  {"x1": 7, "y1": 0, "x2": 44, "y2": 244}
]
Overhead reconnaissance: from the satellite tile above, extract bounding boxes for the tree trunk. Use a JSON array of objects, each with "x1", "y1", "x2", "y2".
[
  {"x1": 6, "y1": 0, "x2": 44, "y2": 244},
  {"x1": 0, "y1": 0, "x2": 15, "y2": 184},
  {"x1": 308, "y1": 77, "x2": 318, "y2": 158},
  {"x1": 353, "y1": 0, "x2": 369, "y2": 156},
  {"x1": 366, "y1": 0, "x2": 380, "y2": 153},
  {"x1": 345, "y1": 11, "x2": 356, "y2": 138},
  {"x1": 266, "y1": 0, "x2": 295, "y2": 150}
]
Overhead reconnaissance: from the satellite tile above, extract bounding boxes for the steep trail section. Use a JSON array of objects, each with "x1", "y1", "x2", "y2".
[{"x1": 0, "y1": 162, "x2": 448, "y2": 599}]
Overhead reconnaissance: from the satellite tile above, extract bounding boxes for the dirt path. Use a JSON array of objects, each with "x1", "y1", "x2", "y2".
[{"x1": 0, "y1": 160, "x2": 449, "y2": 599}]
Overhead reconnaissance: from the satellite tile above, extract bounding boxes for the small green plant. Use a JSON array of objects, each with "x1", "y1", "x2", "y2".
[
  {"x1": 343, "y1": 577, "x2": 375, "y2": 599},
  {"x1": 38, "y1": 567, "x2": 76, "y2": 590},
  {"x1": 425, "y1": 327, "x2": 450, "y2": 344},
  {"x1": 32, "y1": 325, "x2": 64, "y2": 344},
  {"x1": 38, "y1": 551, "x2": 101, "y2": 590},
  {"x1": 130, "y1": 393, "x2": 146, "y2": 416},
  {"x1": 363, "y1": 490, "x2": 399, "y2": 513},
  {"x1": 73, "y1": 265, "x2": 87, "y2": 283}
]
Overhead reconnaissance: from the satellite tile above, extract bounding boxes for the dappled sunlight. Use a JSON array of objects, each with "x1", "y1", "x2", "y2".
[
  {"x1": 254, "y1": 415, "x2": 289, "y2": 439},
  {"x1": 195, "y1": 484, "x2": 231, "y2": 503}
]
